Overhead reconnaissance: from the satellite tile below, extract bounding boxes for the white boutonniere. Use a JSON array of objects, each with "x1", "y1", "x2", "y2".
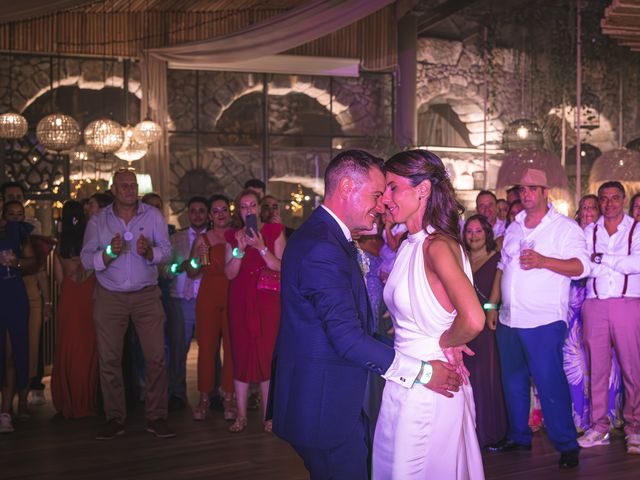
[{"x1": 354, "y1": 241, "x2": 370, "y2": 277}]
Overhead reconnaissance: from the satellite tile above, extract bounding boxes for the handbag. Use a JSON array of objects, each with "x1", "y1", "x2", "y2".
[{"x1": 257, "y1": 268, "x2": 281, "y2": 293}]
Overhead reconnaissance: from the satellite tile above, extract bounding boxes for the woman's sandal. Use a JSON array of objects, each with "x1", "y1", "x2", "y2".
[
  {"x1": 192, "y1": 398, "x2": 209, "y2": 421},
  {"x1": 223, "y1": 398, "x2": 237, "y2": 421},
  {"x1": 263, "y1": 420, "x2": 273, "y2": 433},
  {"x1": 228, "y1": 416, "x2": 247, "y2": 433}
]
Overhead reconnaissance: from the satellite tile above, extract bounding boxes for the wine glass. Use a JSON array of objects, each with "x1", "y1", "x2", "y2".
[{"x1": 0, "y1": 249, "x2": 16, "y2": 279}]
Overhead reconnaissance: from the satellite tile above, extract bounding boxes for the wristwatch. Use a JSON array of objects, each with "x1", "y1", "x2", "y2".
[
  {"x1": 258, "y1": 246, "x2": 269, "y2": 257},
  {"x1": 593, "y1": 253, "x2": 603, "y2": 264},
  {"x1": 416, "y1": 361, "x2": 433, "y2": 385}
]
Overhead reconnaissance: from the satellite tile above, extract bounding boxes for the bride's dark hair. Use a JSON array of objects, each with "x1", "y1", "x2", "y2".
[{"x1": 385, "y1": 149, "x2": 464, "y2": 243}]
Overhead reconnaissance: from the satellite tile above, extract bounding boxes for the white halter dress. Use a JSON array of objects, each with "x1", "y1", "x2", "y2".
[{"x1": 372, "y1": 227, "x2": 484, "y2": 480}]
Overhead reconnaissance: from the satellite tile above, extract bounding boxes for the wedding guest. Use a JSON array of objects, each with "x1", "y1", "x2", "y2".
[
  {"x1": 506, "y1": 186, "x2": 520, "y2": 205},
  {"x1": 51, "y1": 200, "x2": 98, "y2": 419},
  {"x1": 186, "y1": 195, "x2": 236, "y2": 421},
  {"x1": 463, "y1": 214, "x2": 508, "y2": 448},
  {"x1": 497, "y1": 199, "x2": 508, "y2": 222},
  {"x1": 244, "y1": 179, "x2": 266, "y2": 200},
  {"x1": 629, "y1": 192, "x2": 640, "y2": 221},
  {"x1": 506, "y1": 200, "x2": 524, "y2": 227},
  {"x1": 580, "y1": 181, "x2": 640, "y2": 454},
  {"x1": 486, "y1": 168, "x2": 589, "y2": 469},
  {"x1": 164, "y1": 196, "x2": 209, "y2": 411},
  {"x1": 224, "y1": 189, "x2": 286, "y2": 432},
  {"x1": 86, "y1": 193, "x2": 113, "y2": 219},
  {"x1": 81, "y1": 169, "x2": 174, "y2": 440},
  {"x1": 261, "y1": 195, "x2": 294, "y2": 238},
  {"x1": 1, "y1": 201, "x2": 50, "y2": 418},
  {"x1": 476, "y1": 190, "x2": 505, "y2": 239},
  {"x1": 0, "y1": 206, "x2": 36, "y2": 433}
]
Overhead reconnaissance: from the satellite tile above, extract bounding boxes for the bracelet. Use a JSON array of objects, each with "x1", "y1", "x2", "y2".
[
  {"x1": 105, "y1": 244, "x2": 118, "y2": 259},
  {"x1": 416, "y1": 361, "x2": 433, "y2": 385},
  {"x1": 232, "y1": 247, "x2": 246, "y2": 259},
  {"x1": 258, "y1": 246, "x2": 269, "y2": 257},
  {"x1": 189, "y1": 258, "x2": 199, "y2": 269},
  {"x1": 483, "y1": 302, "x2": 500, "y2": 311}
]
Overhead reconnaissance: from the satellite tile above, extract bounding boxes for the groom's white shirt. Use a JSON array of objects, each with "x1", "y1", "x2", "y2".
[{"x1": 320, "y1": 204, "x2": 422, "y2": 388}]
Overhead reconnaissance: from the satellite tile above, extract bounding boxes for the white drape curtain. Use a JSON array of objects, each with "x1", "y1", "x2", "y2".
[{"x1": 140, "y1": 0, "x2": 395, "y2": 202}]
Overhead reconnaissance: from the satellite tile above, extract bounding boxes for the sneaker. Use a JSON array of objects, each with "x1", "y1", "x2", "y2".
[
  {"x1": 146, "y1": 418, "x2": 176, "y2": 439},
  {"x1": 578, "y1": 428, "x2": 610, "y2": 448},
  {"x1": 29, "y1": 390, "x2": 46, "y2": 406},
  {"x1": 0, "y1": 413, "x2": 14, "y2": 433},
  {"x1": 96, "y1": 419, "x2": 125, "y2": 440},
  {"x1": 627, "y1": 434, "x2": 640, "y2": 455}
]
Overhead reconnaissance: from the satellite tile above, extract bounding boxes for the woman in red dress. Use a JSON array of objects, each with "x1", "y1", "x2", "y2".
[
  {"x1": 224, "y1": 189, "x2": 286, "y2": 432},
  {"x1": 51, "y1": 200, "x2": 98, "y2": 419},
  {"x1": 187, "y1": 195, "x2": 235, "y2": 421}
]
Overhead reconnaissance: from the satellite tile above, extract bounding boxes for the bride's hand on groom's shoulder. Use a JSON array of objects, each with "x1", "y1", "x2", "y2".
[{"x1": 424, "y1": 360, "x2": 462, "y2": 398}]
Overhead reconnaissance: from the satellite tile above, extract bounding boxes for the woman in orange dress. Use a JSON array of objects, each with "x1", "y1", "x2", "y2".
[
  {"x1": 187, "y1": 195, "x2": 235, "y2": 421},
  {"x1": 224, "y1": 189, "x2": 286, "y2": 433},
  {"x1": 50, "y1": 200, "x2": 98, "y2": 419}
]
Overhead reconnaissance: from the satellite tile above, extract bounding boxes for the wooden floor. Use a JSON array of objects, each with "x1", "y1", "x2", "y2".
[{"x1": 1, "y1": 345, "x2": 639, "y2": 479}]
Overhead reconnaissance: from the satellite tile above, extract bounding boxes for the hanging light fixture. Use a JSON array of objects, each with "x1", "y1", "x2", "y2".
[
  {"x1": 36, "y1": 55, "x2": 81, "y2": 151},
  {"x1": 503, "y1": 118, "x2": 544, "y2": 151},
  {"x1": 0, "y1": 112, "x2": 28, "y2": 139},
  {"x1": 115, "y1": 124, "x2": 148, "y2": 161},
  {"x1": 84, "y1": 118, "x2": 124, "y2": 154},
  {"x1": 115, "y1": 60, "x2": 147, "y2": 161},
  {"x1": 0, "y1": 26, "x2": 28, "y2": 139},
  {"x1": 37, "y1": 113, "x2": 82, "y2": 151},
  {"x1": 134, "y1": 49, "x2": 162, "y2": 145}
]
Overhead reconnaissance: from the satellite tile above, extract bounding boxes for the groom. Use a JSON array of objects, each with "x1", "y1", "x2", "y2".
[{"x1": 270, "y1": 150, "x2": 462, "y2": 479}]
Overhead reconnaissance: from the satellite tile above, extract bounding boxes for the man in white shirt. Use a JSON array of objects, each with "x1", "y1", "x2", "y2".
[
  {"x1": 486, "y1": 168, "x2": 589, "y2": 469},
  {"x1": 164, "y1": 196, "x2": 209, "y2": 410},
  {"x1": 476, "y1": 190, "x2": 506, "y2": 239},
  {"x1": 579, "y1": 181, "x2": 640, "y2": 454}
]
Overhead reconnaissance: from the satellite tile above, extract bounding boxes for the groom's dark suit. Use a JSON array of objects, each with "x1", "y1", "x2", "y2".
[{"x1": 271, "y1": 206, "x2": 420, "y2": 477}]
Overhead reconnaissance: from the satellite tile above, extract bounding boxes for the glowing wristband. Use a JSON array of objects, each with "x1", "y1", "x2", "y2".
[
  {"x1": 170, "y1": 263, "x2": 179, "y2": 274},
  {"x1": 483, "y1": 303, "x2": 499, "y2": 311},
  {"x1": 105, "y1": 244, "x2": 118, "y2": 259},
  {"x1": 416, "y1": 361, "x2": 433, "y2": 385},
  {"x1": 189, "y1": 258, "x2": 199, "y2": 269},
  {"x1": 232, "y1": 247, "x2": 245, "y2": 259}
]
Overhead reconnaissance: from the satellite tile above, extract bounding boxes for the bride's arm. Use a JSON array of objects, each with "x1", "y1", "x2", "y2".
[{"x1": 424, "y1": 238, "x2": 484, "y2": 349}]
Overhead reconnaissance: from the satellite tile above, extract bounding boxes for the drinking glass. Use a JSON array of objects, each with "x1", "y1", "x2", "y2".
[{"x1": 0, "y1": 249, "x2": 16, "y2": 279}]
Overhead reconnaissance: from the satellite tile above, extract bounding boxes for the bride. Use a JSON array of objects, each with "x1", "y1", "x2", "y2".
[{"x1": 373, "y1": 149, "x2": 486, "y2": 479}]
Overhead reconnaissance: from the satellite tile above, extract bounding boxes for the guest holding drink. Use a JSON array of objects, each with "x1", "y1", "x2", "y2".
[{"x1": 0, "y1": 204, "x2": 36, "y2": 433}]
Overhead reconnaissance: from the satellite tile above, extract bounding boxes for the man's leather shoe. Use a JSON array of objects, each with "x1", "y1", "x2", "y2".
[
  {"x1": 487, "y1": 438, "x2": 531, "y2": 452},
  {"x1": 559, "y1": 450, "x2": 579, "y2": 469}
]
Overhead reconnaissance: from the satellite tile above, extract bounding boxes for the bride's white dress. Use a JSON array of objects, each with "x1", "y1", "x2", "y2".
[{"x1": 373, "y1": 227, "x2": 484, "y2": 479}]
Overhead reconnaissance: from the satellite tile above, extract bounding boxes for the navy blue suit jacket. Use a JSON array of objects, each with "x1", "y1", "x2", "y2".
[{"x1": 271, "y1": 207, "x2": 396, "y2": 449}]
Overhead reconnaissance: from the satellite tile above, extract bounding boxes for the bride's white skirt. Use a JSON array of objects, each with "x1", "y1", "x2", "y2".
[{"x1": 372, "y1": 381, "x2": 484, "y2": 480}]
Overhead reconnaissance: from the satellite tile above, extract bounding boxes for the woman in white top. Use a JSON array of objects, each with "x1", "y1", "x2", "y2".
[{"x1": 373, "y1": 149, "x2": 485, "y2": 479}]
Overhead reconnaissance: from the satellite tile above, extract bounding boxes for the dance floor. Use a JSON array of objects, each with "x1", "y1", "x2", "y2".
[{"x1": 1, "y1": 344, "x2": 638, "y2": 479}]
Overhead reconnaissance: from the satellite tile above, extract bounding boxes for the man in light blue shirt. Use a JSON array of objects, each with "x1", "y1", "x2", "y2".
[{"x1": 81, "y1": 169, "x2": 174, "y2": 440}]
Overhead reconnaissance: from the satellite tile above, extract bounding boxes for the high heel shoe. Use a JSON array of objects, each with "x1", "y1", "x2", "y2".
[
  {"x1": 263, "y1": 420, "x2": 272, "y2": 433},
  {"x1": 228, "y1": 416, "x2": 247, "y2": 433},
  {"x1": 192, "y1": 398, "x2": 209, "y2": 421},
  {"x1": 223, "y1": 397, "x2": 237, "y2": 421}
]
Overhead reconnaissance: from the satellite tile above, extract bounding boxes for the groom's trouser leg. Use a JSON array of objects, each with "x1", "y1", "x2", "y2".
[{"x1": 292, "y1": 412, "x2": 369, "y2": 480}]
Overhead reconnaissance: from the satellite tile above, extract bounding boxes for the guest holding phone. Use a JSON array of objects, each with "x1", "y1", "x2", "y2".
[{"x1": 224, "y1": 189, "x2": 286, "y2": 433}]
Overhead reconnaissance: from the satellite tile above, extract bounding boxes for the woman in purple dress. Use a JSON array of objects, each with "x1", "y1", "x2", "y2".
[{"x1": 463, "y1": 214, "x2": 508, "y2": 447}]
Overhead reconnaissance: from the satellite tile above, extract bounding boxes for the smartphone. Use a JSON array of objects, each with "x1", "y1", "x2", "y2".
[{"x1": 245, "y1": 214, "x2": 258, "y2": 238}]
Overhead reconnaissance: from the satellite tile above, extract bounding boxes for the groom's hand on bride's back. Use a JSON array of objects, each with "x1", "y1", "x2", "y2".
[{"x1": 423, "y1": 360, "x2": 462, "y2": 398}]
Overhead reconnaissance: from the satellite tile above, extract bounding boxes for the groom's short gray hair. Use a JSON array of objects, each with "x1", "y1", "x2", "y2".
[{"x1": 324, "y1": 149, "x2": 384, "y2": 198}]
